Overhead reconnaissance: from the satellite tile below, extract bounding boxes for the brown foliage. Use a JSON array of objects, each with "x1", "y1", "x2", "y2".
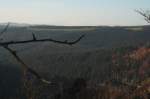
[{"x1": 129, "y1": 47, "x2": 150, "y2": 61}]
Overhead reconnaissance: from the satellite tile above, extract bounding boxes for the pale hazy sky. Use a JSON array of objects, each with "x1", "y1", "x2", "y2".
[{"x1": 0, "y1": 0, "x2": 150, "y2": 26}]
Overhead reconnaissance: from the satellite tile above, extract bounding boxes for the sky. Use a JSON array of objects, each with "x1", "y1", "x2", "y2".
[{"x1": 0, "y1": 0, "x2": 150, "y2": 26}]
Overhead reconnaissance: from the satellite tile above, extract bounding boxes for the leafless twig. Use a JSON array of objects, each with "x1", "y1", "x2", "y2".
[
  {"x1": 2, "y1": 45, "x2": 51, "y2": 84},
  {"x1": 0, "y1": 22, "x2": 10, "y2": 37},
  {"x1": 0, "y1": 24, "x2": 85, "y2": 84},
  {"x1": 135, "y1": 9, "x2": 150, "y2": 23},
  {"x1": 0, "y1": 33, "x2": 85, "y2": 46}
]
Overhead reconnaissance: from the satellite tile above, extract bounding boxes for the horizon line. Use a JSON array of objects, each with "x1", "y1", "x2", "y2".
[{"x1": 0, "y1": 21, "x2": 149, "y2": 27}]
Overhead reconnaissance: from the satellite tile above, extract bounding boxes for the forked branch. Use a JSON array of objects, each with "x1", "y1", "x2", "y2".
[
  {"x1": 0, "y1": 24, "x2": 85, "y2": 84},
  {"x1": 0, "y1": 33, "x2": 85, "y2": 46},
  {"x1": 135, "y1": 9, "x2": 150, "y2": 23}
]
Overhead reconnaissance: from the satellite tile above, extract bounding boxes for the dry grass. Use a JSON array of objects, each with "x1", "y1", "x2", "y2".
[{"x1": 17, "y1": 76, "x2": 150, "y2": 99}]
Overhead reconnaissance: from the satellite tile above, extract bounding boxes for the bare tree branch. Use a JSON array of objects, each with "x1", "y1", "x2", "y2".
[
  {"x1": 0, "y1": 22, "x2": 10, "y2": 37},
  {"x1": 135, "y1": 9, "x2": 150, "y2": 23},
  {"x1": 1, "y1": 45, "x2": 51, "y2": 84},
  {"x1": 32, "y1": 33, "x2": 36, "y2": 40},
  {"x1": 0, "y1": 34, "x2": 85, "y2": 46},
  {"x1": 0, "y1": 24, "x2": 85, "y2": 84}
]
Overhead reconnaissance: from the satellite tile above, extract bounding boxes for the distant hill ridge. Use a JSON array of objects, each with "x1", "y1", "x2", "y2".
[
  {"x1": 0, "y1": 22, "x2": 150, "y2": 28},
  {"x1": 0, "y1": 23, "x2": 149, "y2": 48}
]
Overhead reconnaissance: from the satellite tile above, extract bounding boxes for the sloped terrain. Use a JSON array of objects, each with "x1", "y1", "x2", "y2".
[{"x1": 0, "y1": 25, "x2": 150, "y2": 98}]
